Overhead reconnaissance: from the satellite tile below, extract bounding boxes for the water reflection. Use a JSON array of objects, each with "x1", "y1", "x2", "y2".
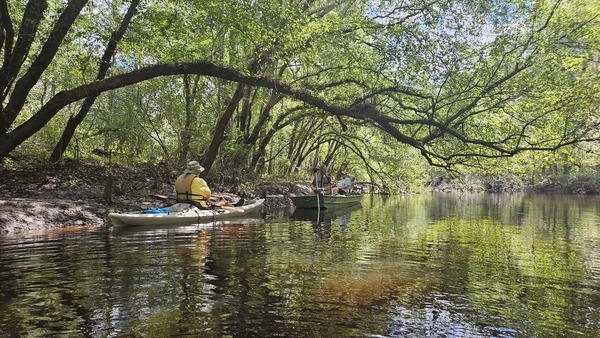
[
  {"x1": 291, "y1": 203, "x2": 363, "y2": 235},
  {"x1": 0, "y1": 193, "x2": 599, "y2": 337}
]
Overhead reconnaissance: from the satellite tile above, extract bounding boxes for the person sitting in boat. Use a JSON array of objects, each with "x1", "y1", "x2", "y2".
[
  {"x1": 175, "y1": 161, "x2": 243, "y2": 208},
  {"x1": 312, "y1": 164, "x2": 332, "y2": 194},
  {"x1": 175, "y1": 161, "x2": 212, "y2": 208},
  {"x1": 334, "y1": 170, "x2": 352, "y2": 195}
]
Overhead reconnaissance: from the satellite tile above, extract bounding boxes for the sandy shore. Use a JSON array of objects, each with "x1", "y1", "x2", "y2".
[{"x1": 0, "y1": 198, "x2": 109, "y2": 234}]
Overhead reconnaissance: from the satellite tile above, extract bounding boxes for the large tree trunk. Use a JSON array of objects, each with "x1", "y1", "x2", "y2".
[
  {"x1": 49, "y1": 0, "x2": 139, "y2": 163},
  {"x1": 199, "y1": 54, "x2": 270, "y2": 176},
  {"x1": 0, "y1": 0, "x2": 88, "y2": 134},
  {"x1": 199, "y1": 83, "x2": 245, "y2": 176},
  {"x1": 0, "y1": 0, "x2": 46, "y2": 101}
]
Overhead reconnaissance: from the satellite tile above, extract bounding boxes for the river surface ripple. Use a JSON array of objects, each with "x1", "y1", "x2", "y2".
[{"x1": 1, "y1": 193, "x2": 598, "y2": 337}]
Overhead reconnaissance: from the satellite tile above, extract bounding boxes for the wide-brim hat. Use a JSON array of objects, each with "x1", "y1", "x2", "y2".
[
  {"x1": 184, "y1": 161, "x2": 204, "y2": 174},
  {"x1": 340, "y1": 170, "x2": 347, "y2": 175}
]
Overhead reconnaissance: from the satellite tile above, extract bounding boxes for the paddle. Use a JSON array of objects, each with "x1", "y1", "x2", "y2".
[{"x1": 148, "y1": 194, "x2": 170, "y2": 201}]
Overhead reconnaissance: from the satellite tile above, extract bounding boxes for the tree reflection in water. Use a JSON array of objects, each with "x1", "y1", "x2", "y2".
[{"x1": 0, "y1": 194, "x2": 598, "y2": 337}]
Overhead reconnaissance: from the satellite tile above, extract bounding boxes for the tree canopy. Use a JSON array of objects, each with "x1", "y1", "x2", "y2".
[{"x1": 0, "y1": 0, "x2": 598, "y2": 186}]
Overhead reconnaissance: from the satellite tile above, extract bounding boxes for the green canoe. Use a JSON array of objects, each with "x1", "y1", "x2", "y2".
[{"x1": 290, "y1": 194, "x2": 364, "y2": 209}]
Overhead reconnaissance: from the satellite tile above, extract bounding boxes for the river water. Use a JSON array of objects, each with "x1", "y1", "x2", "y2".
[{"x1": 0, "y1": 193, "x2": 598, "y2": 337}]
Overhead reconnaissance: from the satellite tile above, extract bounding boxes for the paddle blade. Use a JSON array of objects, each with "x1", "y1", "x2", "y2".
[{"x1": 148, "y1": 194, "x2": 169, "y2": 200}]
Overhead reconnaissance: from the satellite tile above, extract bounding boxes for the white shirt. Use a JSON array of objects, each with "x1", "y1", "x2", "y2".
[{"x1": 336, "y1": 177, "x2": 352, "y2": 189}]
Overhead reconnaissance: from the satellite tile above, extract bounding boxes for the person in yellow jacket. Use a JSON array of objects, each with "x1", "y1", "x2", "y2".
[
  {"x1": 175, "y1": 161, "x2": 211, "y2": 208},
  {"x1": 175, "y1": 161, "x2": 244, "y2": 209}
]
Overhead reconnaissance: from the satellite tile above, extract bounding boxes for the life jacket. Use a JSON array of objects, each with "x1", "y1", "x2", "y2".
[{"x1": 175, "y1": 174, "x2": 208, "y2": 206}]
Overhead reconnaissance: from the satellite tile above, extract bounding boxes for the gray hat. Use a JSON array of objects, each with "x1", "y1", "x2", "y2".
[
  {"x1": 341, "y1": 170, "x2": 347, "y2": 175},
  {"x1": 184, "y1": 161, "x2": 204, "y2": 174}
]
